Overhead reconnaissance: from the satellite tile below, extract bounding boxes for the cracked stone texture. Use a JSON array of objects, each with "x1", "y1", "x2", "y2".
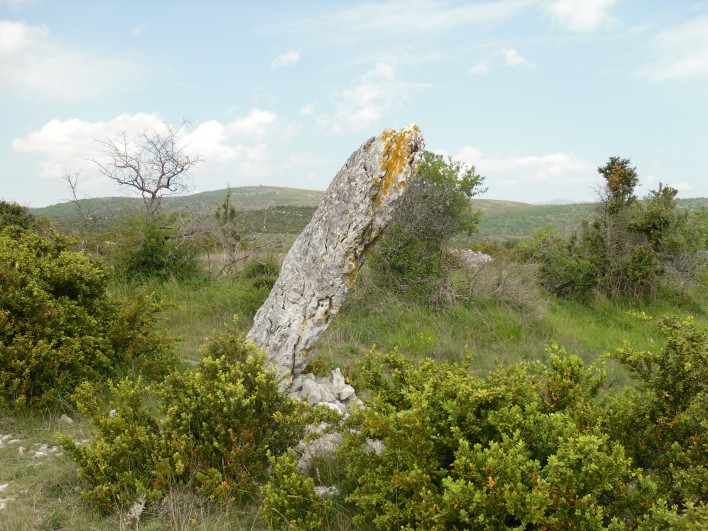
[{"x1": 247, "y1": 125, "x2": 425, "y2": 378}]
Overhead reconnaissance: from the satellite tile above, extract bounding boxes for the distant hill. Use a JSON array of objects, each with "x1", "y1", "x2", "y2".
[
  {"x1": 31, "y1": 186, "x2": 706, "y2": 242},
  {"x1": 31, "y1": 186, "x2": 324, "y2": 220}
]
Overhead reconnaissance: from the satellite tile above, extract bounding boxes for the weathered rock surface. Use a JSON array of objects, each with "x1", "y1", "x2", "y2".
[
  {"x1": 451, "y1": 249, "x2": 492, "y2": 270},
  {"x1": 289, "y1": 368, "x2": 362, "y2": 415},
  {"x1": 247, "y1": 125, "x2": 425, "y2": 379}
]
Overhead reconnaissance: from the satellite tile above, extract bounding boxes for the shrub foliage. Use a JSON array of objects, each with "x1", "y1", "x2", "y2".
[
  {"x1": 59, "y1": 331, "x2": 310, "y2": 512},
  {"x1": 370, "y1": 151, "x2": 486, "y2": 304},
  {"x1": 337, "y1": 317, "x2": 707, "y2": 529},
  {"x1": 0, "y1": 226, "x2": 175, "y2": 410},
  {"x1": 531, "y1": 158, "x2": 706, "y2": 301}
]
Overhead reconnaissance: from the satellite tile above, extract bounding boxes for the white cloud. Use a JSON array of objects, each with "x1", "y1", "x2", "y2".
[
  {"x1": 671, "y1": 181, "x2": 692, "y2": 192},
  {"x1": 274, "y1": 0, "x2": 531, "y2": 40},
  {"x1": 456, "y1": 146, "x2": 596, "y2": 201},
  {"x1": 0, "y1": 19, "x2": 47, "y2": 55},
  {"x1": 545, "y1": 0, "x2": 617, "y2": 32},
  {"x1": 12, "y1": 110, "x2": 282, "y2": 194},
  {"x1": 11, "y1": 113, "x2": 164, "y2": 192},
  {"x1": 503, "y1": 48, "x2": 532, "y2": 68},
  {"x1": 470, "y1": 61, "x2": 489, "y2": 76},
  {"x1": 300, "y1": 104, "x2": 314, "y2": 116},
  {"x1": 0, "y1": 19, "x2": 141, "y2": 101},
  {"x1": 271, "y1": 50, "x2": 300, "y2": 68},
  {"x1": 316, "y1": 62, "x2": 405, "y2": 133},
  {"x1": 636, "y1": 16, "x2": 708, "y2": 81},
  {"x1": 227, "y1": 108, "x2": 277, "y2": 138},
  {"x1": 132, "y1": 24, "x2": 146, "y2": 36},
  {"x1": 3, "y1": 0, "x2": 41, "y2": 7},
  {"x1": 645, "y1": 174, "x2": 693, "y2": 194}
]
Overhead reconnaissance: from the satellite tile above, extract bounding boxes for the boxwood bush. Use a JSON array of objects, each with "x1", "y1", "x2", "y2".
[{"x1": 0, "y1": 226, "x2": 176, "y2": 411}]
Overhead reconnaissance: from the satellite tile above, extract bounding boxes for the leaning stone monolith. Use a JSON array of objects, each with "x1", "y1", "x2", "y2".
[{"x1": 247, "y1": 125, "x2": 425, "y2": 380}]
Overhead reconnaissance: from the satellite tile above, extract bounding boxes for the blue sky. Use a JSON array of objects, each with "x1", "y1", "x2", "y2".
[{"x1": 1, "y1": 0, "x2": 707, "y2": 207}]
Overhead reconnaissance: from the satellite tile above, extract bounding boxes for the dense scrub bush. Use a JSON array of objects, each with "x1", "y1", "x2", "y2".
[
  {"x1": 259, "y1": 449, "x2": 333, "y2": 530},
  {"x1": 370, "y1": 151, "x2": 486, "y2": 305},
  {"x1": 530, "y1": 158, "x2": 707, "y2": 302},
  {"x1": 59, "y1": 331, "x2": 311, "y2": 513},
  {"x1": 0, "y1": 226, "x2": 175, "y2": 410},
  {"x1": 605, "y1": 315, "x2": 707, "y2": 509},
  {"x1": 0, "y1": 200, "x2": 39, "y2": 231},
  {"x1": 111, "y1": 213, "x2": 200, "y2": 279},
  {"x1": 238, "y1": 255, "x2": 280, "y2": 290},
  {"x1": 337, "y1": 328, "x2": 705, "y2": 529}
]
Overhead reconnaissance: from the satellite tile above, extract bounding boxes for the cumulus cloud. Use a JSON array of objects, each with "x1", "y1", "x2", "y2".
[
  {"x1": 227, "y1": 108, "x2": 277, "y2": 138},
  {"x1": 271, "y1": 50, "x2": 300, "y2": 68},
  {"x1": 12, "y1": 109, "x2": 282, "y2": 193},
  {"x1": 545, "y1": 0, "x2": 617, "y2": 32},
  {"x1": 313, "y1": 62, "x2": 405, "y2": 133},
  {"x1": 12, "y1": 113, "x2": 164, "y2": 192},
  {"x1": 504, "y1": 48, "x2": 532, "y2": 68},
  {"x1": 0, "y1": 19, "x2": 47, "y2": 55},
  {"x1": 636, "y1": 16, "x2": 708, "y2": 81},
  {"x1": 0, "y1": 19, "x2": 141, "y2": 101},
  {"x1": 456, "y1": 146, "x2": 596, "y2": 201}
]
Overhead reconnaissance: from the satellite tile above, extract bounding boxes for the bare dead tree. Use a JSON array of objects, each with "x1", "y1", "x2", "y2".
[
  {"x1": 92, "y1": 120, "x2": 201, "y2": 218},
  {"x1": 197, "y1": 190, "x2": 270, "y2": 279},
  {"x1": 61, "y1": 171, "x2": 101, "y2": 251}
]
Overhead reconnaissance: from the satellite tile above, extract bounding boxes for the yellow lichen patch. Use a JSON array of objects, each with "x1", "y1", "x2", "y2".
[
  {"x1": 343, "y1": 268, "x2": 358, "y2": 287},
  {"x1": 378, "y1": 125, "x2": 421, "y2": 198}
]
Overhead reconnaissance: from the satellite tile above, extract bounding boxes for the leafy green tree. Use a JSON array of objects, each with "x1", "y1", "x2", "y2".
[
  {"x1": 370, "y1": 151, "x2": 486, "y2": 304},
  {"x1": 534, "y1": 157, "x2": 706, "y2": 301},
  {"x1": 597, "y1": 156, "x2": 639, "y2": 211},
  {"x1": 0, "y1": 200, "x2": 38, "y2": 231}
]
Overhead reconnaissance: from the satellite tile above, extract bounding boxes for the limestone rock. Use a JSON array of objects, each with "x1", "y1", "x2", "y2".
[
  {"x1": 289, "y1": 369, "x2": 362, "y2": 416},
  {"x1": 451, "y1": 249, "x2": 492, "y2": 270},
  {"x1": 247, "y1": 125, "x2": 425, "y2": 378}
]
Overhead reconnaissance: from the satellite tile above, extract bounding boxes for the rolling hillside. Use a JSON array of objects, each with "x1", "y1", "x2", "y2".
[{"x1": 31, "y1": 186, "x2": 707, "y2": 242}]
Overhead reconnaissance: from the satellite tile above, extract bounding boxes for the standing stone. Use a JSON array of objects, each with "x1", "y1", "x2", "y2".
[{"x1": 247, "y1": 125, "x2": 425, "y2": 379}]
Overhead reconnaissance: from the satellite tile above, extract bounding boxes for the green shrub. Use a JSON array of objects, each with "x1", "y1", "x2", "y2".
[
  {"x1": 0, "y1": 200, "x2": 38, "y2": 231},
  {"x1": 606, "y1": 315, "x2": 707, "y2": 508},
  {"x1": 0, "y1": 226, "x2": 175, "y2": 410},
  {"x1": 369, "y1": 151, "x2": 485, "y2": 305},
  {"x1": 111, "y1": 213, "x2": 200, "y2": 280},
  {"x1": 528, "y1": 161, "x2": 707, "y2": 302},
  {"x1": 60, "y1": 331, "x2": 310, "y2": 512},
  {"x1": 339, "y1": 347, "x2": 660, "y2": 529},
  {"x1": 259, "y1": 449, "x2": 333, "y2": 530},
  {"x1": 238, "y1": 255, "x2": 280, "y2": 290},
  {"x1": 108, "y1": 290, "x2": 178, "y2": 381},
  {"x1": 56, "y1": 378, "x2": 169, "y2": 512}
]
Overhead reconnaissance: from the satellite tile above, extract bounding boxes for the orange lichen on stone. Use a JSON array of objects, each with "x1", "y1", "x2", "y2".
[{"x1": 378, "y1": 124, "x2": 421, "y2": 198}]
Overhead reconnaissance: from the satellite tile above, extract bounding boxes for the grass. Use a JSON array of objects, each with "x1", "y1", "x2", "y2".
[
  {"x1": 0, "y1": 410, "x2": 269, "y2": 530},
  {"x1": 107, "y1": 272, "x2": 273, "y2": 366},
  {"x1": 2, "y1": 235, "x2": 706, "y2": 528},
  {"x1": 316, "y1": 269, "x2": 707, "y2": 391}
]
